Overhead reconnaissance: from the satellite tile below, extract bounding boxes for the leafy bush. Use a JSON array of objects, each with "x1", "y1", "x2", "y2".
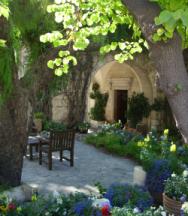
[
  {"x1": 104, "y1": 183, "x2": 153, "y2": 211},
  {"x1": 34, "y1": 112, "x2": 44, "y2": 119},
  {"x1": 90, "y1": 82, "x2": 108, "y2": 121},
  {"x1": 124, "y1": 135, "x2": 145, "y2": 160},
  {"x1": 177, "y1": 145, "x2": 188, "y2": 165},
  {"x1": 127, "y1": 93, "x2": 151, "y2": 128},
  {"x1": 77, "y1": 122, "x2": 90, "y2": 133},
  {"x1": 0, "y1": 184, "x2": 10, "y2": 193},
  {"x1": 150, "y1": 98, "x2": 165, "y2": 112},
  {"x1": 85, "y1": 132, "x2": 128, "y2": 156},
  {"x1": 43, "y1": 120, "x2": 66, "y2": 131}
]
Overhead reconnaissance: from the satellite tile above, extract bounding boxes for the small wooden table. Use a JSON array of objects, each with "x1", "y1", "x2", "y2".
[{"x1": 28, "y1": 136, "x2": 49, "y2": 160}]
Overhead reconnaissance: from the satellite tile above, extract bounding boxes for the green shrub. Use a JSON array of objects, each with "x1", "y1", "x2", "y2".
[
  {"x1": 77, "y1": 122, "x2": 90, "y2": 133},
  {"x1": 127, "y1": 93, "x2": 151, "y2": 128},
  {"x1": 34, "y1": 112, "x2": 44, "y2": 119},
  {"x1": 85, "y1": 132, "x2": 127, "y2": 156},
  {"x1": 43, "y1": 120, "x2": 66, "y2": 131},
  {"x1": 90, "y1": 82, "x2": 108, "y2": 121},
  {"x1": 0, "y1": 184, "x2": 10, "y2": 193},
  {"x1": 124, "y1": 136, "x2": 144, "y2": 160}
]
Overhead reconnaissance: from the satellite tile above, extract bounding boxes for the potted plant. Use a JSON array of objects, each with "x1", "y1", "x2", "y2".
[
  {"x1": 33, "y1": 112, "x2": 44, "y2": 132},
  {"x1": 163, "y1": 170, "x2": 188, "y2": 215},
  {"x1": 77, "y1": 122, "x2": 90, "y2": 134}
]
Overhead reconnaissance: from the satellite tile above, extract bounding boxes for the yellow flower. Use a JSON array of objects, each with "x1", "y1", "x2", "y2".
[
  {"x1": 170, "y1": 144, "x2": 176, "y2": 152},
  {"x1": 0, "y1": 205, "x2": 8, "y2": 212},
  {"x1": 164, "y1": 129, "x2": 169, "y2": 136},
  {"x1": 31, "y1": 194, "x2": 37, "y2": 202}
]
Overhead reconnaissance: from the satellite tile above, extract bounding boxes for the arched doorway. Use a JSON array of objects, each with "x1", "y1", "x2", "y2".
[{"x1": 87, "y1": 60, "x2": 154, "y2": 127}]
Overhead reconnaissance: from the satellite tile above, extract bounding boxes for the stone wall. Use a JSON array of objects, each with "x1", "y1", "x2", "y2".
[{"x1": 52, "y1": 52, "x2": 163, "y2": 129}]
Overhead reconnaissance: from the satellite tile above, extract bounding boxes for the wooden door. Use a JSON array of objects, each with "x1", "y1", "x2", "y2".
[{"x1": 114, "y1": 90, "x2": 128, "y2": 124}]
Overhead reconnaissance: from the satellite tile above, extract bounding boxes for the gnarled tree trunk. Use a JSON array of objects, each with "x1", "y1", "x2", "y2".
[
  {"x1": 0, "y1": 69, "x2": 29, "y2": 186},
  {"x1": 122, "y1": 0, "x2": 188, "y2": 143},
  {"x1": 0, "y1": 17, "x2": 28, "y2": 186},
  {"x1": 63, "y1": 51, "x2": 94, "y2": 127},
  {"x1": 0, "y1": 14, "x2": 54, "y2": 185}
]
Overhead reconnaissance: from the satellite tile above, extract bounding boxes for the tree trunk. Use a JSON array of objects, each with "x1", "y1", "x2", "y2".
[
  {"x1": 122, "y1": 0, "x2": 188, "y2": 142},
  {"x1": 0, "y1": 17, "x2": 28, "y2": 186},
  {"x1": 0, "y1": 71, "x2": 29, "y2": 186},
  {"x1": 64, "y1": 51, "x2": 94, "y2": 127}
]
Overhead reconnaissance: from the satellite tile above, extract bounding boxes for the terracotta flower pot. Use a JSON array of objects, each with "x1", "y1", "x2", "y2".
[{"x1": 163, "y1": 193, "x2": 182, "y2": 216}]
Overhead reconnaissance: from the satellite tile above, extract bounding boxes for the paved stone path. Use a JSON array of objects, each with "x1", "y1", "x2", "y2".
[{"x1": 22, "y1": 140, "x2": 137, "y2": 195}]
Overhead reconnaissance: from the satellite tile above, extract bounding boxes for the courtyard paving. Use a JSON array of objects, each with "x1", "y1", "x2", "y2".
[{"x1": 22, "y1": 139, "x2": 137, "y2": 195}]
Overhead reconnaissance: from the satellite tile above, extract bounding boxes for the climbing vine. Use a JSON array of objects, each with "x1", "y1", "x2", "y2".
[{"x1": 90, "y1": 82, "x2": 108, "y2": 121}]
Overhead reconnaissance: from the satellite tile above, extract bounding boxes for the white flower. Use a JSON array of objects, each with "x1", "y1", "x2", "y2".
[
  {"x1": 133, "y1": 207, "x2": 140, "y2": 213},
  {"x1": 183, "y1": 170, "x2": 188, "y2": 178},
  {"x1": 182, "y1": 202, "x2": 188, "y2": 213},
  {"x1": 161, "y1": 211, "x2": 167, "y2": 216},
  {"x1": 53, "y1": 190, "x2": 60, "y2": 198},
  {"x1": 57, "y1": 197, "x2": 63, "y2": 205}
]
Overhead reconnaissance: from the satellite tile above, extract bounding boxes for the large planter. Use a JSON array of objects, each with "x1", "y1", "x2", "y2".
[{"x1": 163, "y1": 193, "x2": 182, "y2": 216}]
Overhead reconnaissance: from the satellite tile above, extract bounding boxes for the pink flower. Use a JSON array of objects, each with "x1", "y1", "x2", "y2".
[{"x1": 8, "y1": 203, "x2": 16, "y2": 210}]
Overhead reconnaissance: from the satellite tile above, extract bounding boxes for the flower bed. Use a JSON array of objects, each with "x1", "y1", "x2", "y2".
[
  {"x1": 1, "y1": 181, "x2": 188, "y2": 216},
  {"x1": 0, "y1": 183, "x2": 154, "y2": 216},
  {"x1": 104, "y1": 183, "x2": 153, "y2": 211},
  {"x1": 86, "y1": 126, "x2": 188, "y2": 173},
  {"x1": 85, "y1": 124, "x2": 188, "y2": 207}
]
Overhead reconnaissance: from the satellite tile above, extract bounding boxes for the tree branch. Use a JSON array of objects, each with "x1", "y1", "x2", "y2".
[{"x1": 122, "y1": 0, "x2": 160, "y2": 42}]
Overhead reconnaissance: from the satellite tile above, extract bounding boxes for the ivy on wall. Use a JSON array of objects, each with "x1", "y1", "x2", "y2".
[{"x1": 90, "y1": 82, "x2": 108, "y2": 121}]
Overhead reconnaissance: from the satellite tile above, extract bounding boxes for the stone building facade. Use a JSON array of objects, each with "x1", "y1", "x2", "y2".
[{"x1": 52, "y1": 53, "x2": 164, "y2": 129}]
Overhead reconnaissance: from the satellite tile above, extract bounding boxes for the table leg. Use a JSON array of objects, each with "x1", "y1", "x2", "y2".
[
  {"x1": 29, "y1": 144, "x2": 33, "y2": 160},
  {"x1": 35, "y1": 144, "x2": 38, "y2": 152}
]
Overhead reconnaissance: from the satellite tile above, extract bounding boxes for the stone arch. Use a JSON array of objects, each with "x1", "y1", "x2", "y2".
[{"x1": 86, "y1": 54, "x2": 154, "y2": 127}]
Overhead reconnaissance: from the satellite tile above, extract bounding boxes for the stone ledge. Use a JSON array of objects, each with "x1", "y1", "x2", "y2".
[{"x1": 1, "y1": 183, "x2": 38, "y2": 202}]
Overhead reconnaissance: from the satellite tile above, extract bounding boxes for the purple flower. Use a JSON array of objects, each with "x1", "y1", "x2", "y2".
[
  {"x1": 146, "y1": 159, "x2": 172, "y2": 193},
  {"x1": 180, "y1": 209, "x2": 185, "y2": 216},
  {"x1": 74, "y1": 199, "x2": 92, "y2": 215},
  {"x1": 180, "y1": 195, "x2": 187, "y2": 203},
  {"x1": 103, "y1": 183, "x2": 153, "y2": 211}
]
